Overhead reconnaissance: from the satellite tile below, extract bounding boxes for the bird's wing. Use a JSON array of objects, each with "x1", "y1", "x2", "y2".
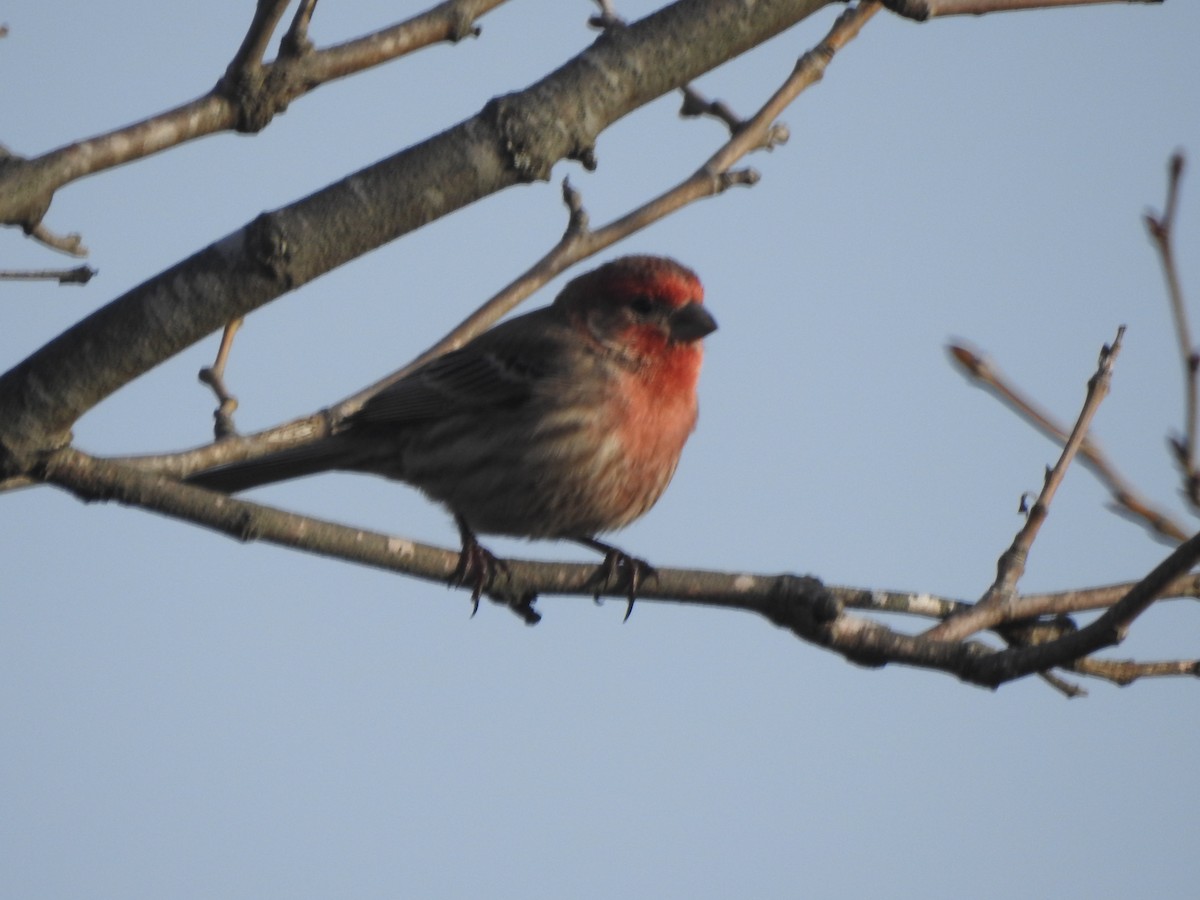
[{"x1": 351, "y1": 311, "x2": 570, "y2": 427}]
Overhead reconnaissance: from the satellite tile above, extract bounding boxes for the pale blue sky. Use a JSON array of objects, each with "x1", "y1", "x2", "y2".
[{"x1": 3, "y1": 2, "x2": 1199, "y2": 898}]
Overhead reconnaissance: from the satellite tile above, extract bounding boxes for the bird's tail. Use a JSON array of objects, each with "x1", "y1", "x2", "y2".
[{"x1": 185, "y1": 438, "x2": 359, "y2": 494}]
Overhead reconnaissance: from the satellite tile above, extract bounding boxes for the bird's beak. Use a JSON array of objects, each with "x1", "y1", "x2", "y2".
[{"x1": 668, "y1": 303, "x2": 718, "y2": 343}]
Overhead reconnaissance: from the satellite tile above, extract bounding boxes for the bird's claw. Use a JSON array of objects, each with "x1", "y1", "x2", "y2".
[
  {"x1": 451, "y1": 525, "x2": 508, "y2": 616},
  {"x1": 589, "y1": 549, "x2": 657, "y2": 621}
]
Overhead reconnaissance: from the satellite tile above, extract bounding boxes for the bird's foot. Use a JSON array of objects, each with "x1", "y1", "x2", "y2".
[
  {"x1": 577, "y1": 537, "x2": 657, "y2": 622},
  {"x1": 452, "y1": 518, "x2": 508, "y2": 616}
]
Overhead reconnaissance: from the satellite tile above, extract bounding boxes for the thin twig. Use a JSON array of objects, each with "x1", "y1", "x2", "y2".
[
  {"x1": 1145, "y1": 152, "x2": 1198, "y2": 505},
  {"x1": 1010, "y1": 575, "x2": 1200, "y2": 617},
  {"x1": 680, "y1": 86, "x2": 746, "y2": 133},
  {"x1": 947, "y1": 343, "x2": 1190, "y2": 543},
  {"x1": 197, "y1": 319, "x2": 244, "y2": 439},
  {"x1": 223, "y1": 0, "x2": 292, "y2": 84},
  {"x1": 1, "y1": 0, "x2": 511, "y2": 245},
  {"x1": 831, "y1": 572, "x2": 1200, "y2": 624},
  {"x1": 882, "y1": 0, "x2": 1162, "y2": 20},
  {"x1": 970, "y1": 525, "x2": 1200, "y2": 685},
  {"x1": 28, "y1": 222, "x2": 87, "y2": 257},
  {"x1": 926, "y1": 328, "x2": 1126, "y2": 642},
  {"x1": 1068, "y1": 656, "x2": 1200, "y2": 685},
  {"x1": 1039, "y1": 671, "x2": 1087, "y2": 697},
  {"x1": 0, "y1": 265, "x2": 95, "y2": 285},
  {"x1": 280, "y1": 0, "x2": 319, "y2": 57},
  {"x1": 591, "y1": 4, "x2": 764, "y2": 143},
  {"x1": 588, "y1": 0, "x2": 624, "y2": 30}
]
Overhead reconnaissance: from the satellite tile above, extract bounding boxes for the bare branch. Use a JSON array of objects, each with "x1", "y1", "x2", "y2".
[
  {"x1": 1039, "y1": 671, "x2": 1087, "y2": 698},
  {"x1": 588, "y1": 0, "x2": 625, "y2": 30},
  {"x1": 89, "y1": 0, "x2": 870, "y2": 477},
  {"x1": 1010, "y1": 575, "x2": 1200, "y2": 617},
  {"x1": 947, "y1": 342, "x2": 1190, "y2": 543},
  {"x1": 1067, "y1": 656, "x2": 1200, "y2": 686},
  {"x1": 0, "y1": 265, "x2": 96, "y2": 285},
  {"x1": 35, "y1": 443, "x2": 1196, "y2": 690},
  {"x1": 882, "y1": 0, "x2": 1161, "y2": 20},
  {"x1": 222, "y1": 0, "x2": 292, "y2": 84},
  {"x1": 302, "y1": 0, "x2": 502, "y2": 82},
  {"x1": 39, "y1": 447, "x2": 846, "y2": 630},
  {"x1": 970, "y1": 526, "x2": 1200, "y2": 685},
  {"x1": 0, "y1": 0, "x2": 836, "y2": 481},
  {"x1": 833, "y1": 574, "x2": 1200, "y2": 622},
  {"x1": 27, "y1": 222, "x2": 87, "y2": 257},
  {"x1": 0, "y1": 0, "x2": 512, "y2": 245},
  {"x1": 680, "y1": 86, "x2": 746, "y2": 133},
  {"x1": 560, "y1": 177, "x2": 590, "y2": 239},
  {"x1": 280, "y1": 0, "x2": 319, "y2": 57},
  {"x1": 926, "y1": 328, "x2": 1125, "y2": 642},
  {"x1": 197, "y1": 319, "x2": 244, "y2": 440},
  {"x1": 1145, "y1": 152, "x2": 1198, "y2": 505}
]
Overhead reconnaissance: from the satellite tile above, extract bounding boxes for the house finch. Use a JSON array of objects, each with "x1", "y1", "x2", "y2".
[{"x1": 187, "y1": 255, "x2": 716, "y2": 616}]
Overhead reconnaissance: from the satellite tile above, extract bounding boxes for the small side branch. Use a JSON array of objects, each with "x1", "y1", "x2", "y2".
[
  {"x1": 970, "y1": 526, "x2": 1200, "y2": 685},
  {"x1": 0, "y1": 265, "x2": 96, "y2": 285},
  {"x1": 222, "y1": 0, "x2": 292, "y2": 85},
  {"x1": 680, "y1": 86, "x2": 746, "y2": 134},
  {"x1": 0, "y1": 0, "x2": 511, "y2": 250},
  {"x1": 280, "y1": 0, "x2": 319, "y2": 57},
  {"x1": 926, "y1": 328, "x2": 1125, "y2": 642},
  {"x1": 1145, "y1": 153, "x2": 1198, "y2": 506},
  {"x1": 1068, "y1": 656, "x2": 1200, "y2": 686},
  {"x1": 28, "y1": 222, "x2": 87, "y2": 257},
  {"x1": 825, "y1": 573, "x2": 1200, "y2": 622},
  {"x1": 947, "y1": 343, "x2": 1190, "y2": 543},
  {"x1": 197, "y1": 319, "x2": 244, "y2": 440},
  {"x1": 587, "y1": 0, "x2": 624, "y2": 30},
  {"x1": 882, "y1": 0, "x2": 1162, "y2": 20}
]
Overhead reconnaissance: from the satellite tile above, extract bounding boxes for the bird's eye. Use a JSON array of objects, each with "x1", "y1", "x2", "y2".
[{"x1": 629, "y1": 295, "x2": 654, "y2": 316}]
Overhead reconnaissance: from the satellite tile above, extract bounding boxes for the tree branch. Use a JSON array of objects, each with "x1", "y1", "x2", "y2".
[
  {"x1": 835, "y1": 574, "x2": 1200, "y2": 621},
  {"x1": 0, "y1": 0, "x2": 512, "y2": 242},
  {"x1": 44, "y1": 445, "x2": 1195, "y2": 689},
  {"x1": 197, "y1": 319, "x2": 245, "y2": 440},
  {"x1": 280, "y1": 0, "x2": 319, "y2": 57},
  {"x1": 882, "y1": 0, "x2": 1161, "y2": 20},
  {"x1": 101, "y1": 0, "x2": 876, "y2": 480},
  {"x1": 1067, "y1": 655, "x2": 1200, "y2": 686},
  {"x1": 222, "y1": 0, "x2": 292, "y2": 84},
  {"x1": 926, "y1": 327, "x2": 1125, "y2": 642},
  {"x1": 0, "y1": 265, "x2": 96, "y2": 285},
  {"x1": 0, "y1": 0, "x2": 835, "y2": 478},
  {"x1": 1145, "y1": 152, "x2": 1198, "y2": 506},
  {"x1": 947, "y1": 342, "x2": 1191, "y2": 543},
  {"x1": 968, "y1": 526, "x2": 1200, "y2": 685}
]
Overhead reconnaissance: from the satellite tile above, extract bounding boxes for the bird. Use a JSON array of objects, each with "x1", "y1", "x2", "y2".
[{"x1": 186, "y1": 255, "x2": 717, "y2": 617}]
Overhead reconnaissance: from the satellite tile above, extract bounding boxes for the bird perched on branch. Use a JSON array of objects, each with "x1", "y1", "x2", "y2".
[{"x1": 187, "y1": 255, "x2": 717, "y2": 617}]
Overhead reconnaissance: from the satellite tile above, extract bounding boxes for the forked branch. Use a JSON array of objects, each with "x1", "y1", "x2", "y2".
[
  {"x1": 0, "y1": 0, "x2": 511, "y2": 250},
  {"x1": 926, "y1": 329, "x2": 1125, "y2": 643}
]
